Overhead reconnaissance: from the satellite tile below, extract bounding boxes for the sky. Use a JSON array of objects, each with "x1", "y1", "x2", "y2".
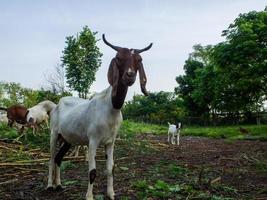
[{"x1": 0, "y1": 1, "x2": 266, "y2": 100}]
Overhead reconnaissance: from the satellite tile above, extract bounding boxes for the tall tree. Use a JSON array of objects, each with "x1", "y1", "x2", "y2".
[
  {"x1": 213, "y1": 9, "x2": 267, "y2": 112},
  {"x1": 175, "y1": 45, "x2": 214, "y2": 118},
  {"x1": 62, "y1": 26, "x2": 102, "y2": 98}
]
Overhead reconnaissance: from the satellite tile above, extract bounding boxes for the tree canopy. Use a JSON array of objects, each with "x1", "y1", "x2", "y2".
[
  {"x1": 62, "y1": 26, "x2": 102, "y2": 98},
  {"x1": 175, "y1": 8, "x2": 267, "y2": 124}
]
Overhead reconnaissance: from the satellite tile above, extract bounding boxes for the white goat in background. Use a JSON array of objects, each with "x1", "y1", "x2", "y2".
[
  {"x1": 167, "y1": 122, "x2": 181, "y2": 145},
  {"x1": 27, "y1": 100, "x2": 56, "y2": 135},
  {"x1": 47, "y1": 34, "x2": 152, "y2": 200}
]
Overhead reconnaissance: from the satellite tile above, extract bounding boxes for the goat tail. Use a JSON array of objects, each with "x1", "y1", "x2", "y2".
[
  {"x1": 167, "y1": 122, "x2": 171, "y2": 126},
  {"x1": 0, "y1": 107, "x2": 7, "y2": 111}
]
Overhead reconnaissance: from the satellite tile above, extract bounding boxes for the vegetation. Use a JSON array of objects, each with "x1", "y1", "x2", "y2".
[
  {"x1": 123, "y1": 91, "x2": 185, "y2": 124},
  {"x1": 0, "y1": 81, "x2": 71, "y2": 108},
  {"x1": 0, "y1": 121, "x2": 266, "y2": 199},
  {"x1": 175, "y1": 9, "x2": 267, "y2": 124},
  {"x1": 62, "y1": 26, "x2": 102, "y2": 98}
]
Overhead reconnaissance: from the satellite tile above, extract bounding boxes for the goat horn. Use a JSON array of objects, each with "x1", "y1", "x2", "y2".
[
  {"x1": 102, "y1": 34, "x2": 120, "y2": 51},
  {"x1": 134, "y1": 43, "x2": 153, "y2": 54}
]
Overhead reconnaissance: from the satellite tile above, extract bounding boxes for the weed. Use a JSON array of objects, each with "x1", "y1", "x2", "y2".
[
  {"x1": 63, "y1": 180, "x2": 78, "y2": 186},
  {"x1": 60, "y1": 161, "x2": 77, "y2": 172}
]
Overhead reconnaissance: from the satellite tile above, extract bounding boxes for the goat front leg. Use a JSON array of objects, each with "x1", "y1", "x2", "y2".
[
  {"x1": 171, "y1": 133, "x2": 175, "y2": 145},
  {"x1": 86, "y1": 141, "x2": 98, "y2": 200},
  {"x1": 167, "y1": 131, "x2": 170, "y2": 143},
  {"x1": 105, "y1": 142, "x2": 115, "y2": 200}
]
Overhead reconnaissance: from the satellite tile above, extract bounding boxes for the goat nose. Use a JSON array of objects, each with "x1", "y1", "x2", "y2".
[
  {"x1": 127, "y1": 71, "x2": 135, "y2": 77},
  {"x1": 127, "y1": 68, "x2": 135, "y2": 77}
]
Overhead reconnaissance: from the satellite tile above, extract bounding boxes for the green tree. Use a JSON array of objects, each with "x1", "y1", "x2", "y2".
[
  {"x1": 175, "y1": 45, "x2": 214, "y2": 119},
  {"x1": 62, "y1": 26, "x2": 102, "y2": 98},
  {"x1": 213, "y1": 9, "x2": 267, "y2": 113},
  {"x1": 123, "y1": 91, "x2": 185, "y2": 124}
]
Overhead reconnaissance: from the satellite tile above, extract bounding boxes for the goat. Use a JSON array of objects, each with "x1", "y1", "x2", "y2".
[
  {"x1": 167, "y1": 122, "x2": 181, "y2": 145},
  {"x1": 26, "y1": 100, "x2": 56, "y2": 135},
  {"x1": 0, "y1": 105, "x2": 32, "y2": 132},
  {"x1": 47, "y1": 34, "x2": 152, "y2": 200}
]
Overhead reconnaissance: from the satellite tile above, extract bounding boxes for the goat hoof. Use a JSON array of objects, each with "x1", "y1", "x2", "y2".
[
  {"x1": 46, "y1": 186, "x2": 54, "y2": 192},
  {"x1": 55, "y1": 185, "x2": 63, "y2": 191},
  {"x1": 107, "y1": 191, "x2": 115, "y2": 200}
]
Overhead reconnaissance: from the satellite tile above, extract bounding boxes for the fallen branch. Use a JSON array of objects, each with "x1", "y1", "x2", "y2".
[
  {"x1": 210, "y1": 176, "x2": 221, "y2": 185},
  {"x1": 14, "y1": 167, "x2": 46, "y2": 172},
  {"x1": 0, "y1": 178, "x2": 19, "y2": 185},
  {"x1": 0, "y1": 163, "x2": 45, "y2": 166},
  {"x1": 0, "y1": 145, "x2": 19, "y2": 153}
]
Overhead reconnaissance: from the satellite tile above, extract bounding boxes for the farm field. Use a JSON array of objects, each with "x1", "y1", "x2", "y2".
[{"x1": 0, "y1": 121, "x2": 266, "y2": 200}]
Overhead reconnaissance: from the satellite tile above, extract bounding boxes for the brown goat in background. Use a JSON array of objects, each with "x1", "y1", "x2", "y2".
[{"x1": 0, "y1": 105, "x2": 34, "y2": 132}]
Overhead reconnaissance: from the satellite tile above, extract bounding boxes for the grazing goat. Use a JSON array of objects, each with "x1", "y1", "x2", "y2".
[
  {"x1": 26, "y1": 100, "x2": 56, "y2": 135},
  {"x1": 167, "y1": 122, "x2": 181, "y2": 145},
  {"x1": 47, "y1": 34, "x2": 152, "y2": 200},
  {"x1": 0, "y1": 105, "x2": 31, "y2": 132}
]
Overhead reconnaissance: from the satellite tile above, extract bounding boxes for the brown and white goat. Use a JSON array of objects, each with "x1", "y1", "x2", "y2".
[
  {"x1": 0, "y1": 105, "x2": 35, "y2": 132},
  {"x1": 47, "y1": 34, "x2": 152, "y2": 200}
]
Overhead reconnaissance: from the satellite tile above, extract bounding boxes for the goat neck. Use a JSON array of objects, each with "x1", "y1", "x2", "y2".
[{"x1": 111, "y1": 80, "x2": 128, "y2": 109}]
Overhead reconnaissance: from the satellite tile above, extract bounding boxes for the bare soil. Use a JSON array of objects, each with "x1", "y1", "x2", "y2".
[{"x1": 0, "y1": 135, "x2": 266, "y2": 200}]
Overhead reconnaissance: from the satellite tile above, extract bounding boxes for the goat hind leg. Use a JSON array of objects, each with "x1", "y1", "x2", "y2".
[{"x1": 171, "y1": 133, "x2": 175, "y2": 145}]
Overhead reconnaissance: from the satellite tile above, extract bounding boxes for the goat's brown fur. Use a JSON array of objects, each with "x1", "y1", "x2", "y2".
[{"x1": 0, "y1": 105, "x2": 28, "y2": 126}]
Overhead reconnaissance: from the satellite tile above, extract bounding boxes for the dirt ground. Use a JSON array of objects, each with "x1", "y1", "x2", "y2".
[{"x1": 0, "y1": 134, "x2": 266, "y2": 200}]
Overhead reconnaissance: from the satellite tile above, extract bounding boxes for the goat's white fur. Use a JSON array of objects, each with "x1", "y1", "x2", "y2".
[
  {"x1": 0, "y1": 113, "x2": 8, "y2": 124},
  {"x1": 27, "y1": 100, "x2": 56, "y2": 134},
  {"x1": 167, "y1": 122, "x2": 181, "y2": 145},
  {"x1": 47, "y1": 86, "x2": 121, "y2": 200}
]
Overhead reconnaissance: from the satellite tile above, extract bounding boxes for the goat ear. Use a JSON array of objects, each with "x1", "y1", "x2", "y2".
[
  {"x1": 108, "y1": 58, "x2": 119, "y2": 97},
  {"x1": 138, "y1": 63, "x2": 149, "y2": 96}
]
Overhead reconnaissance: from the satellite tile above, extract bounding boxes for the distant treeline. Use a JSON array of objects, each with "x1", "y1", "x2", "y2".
[{"x1": 0, "y1": 82, "x2": 71, "y2": 108}]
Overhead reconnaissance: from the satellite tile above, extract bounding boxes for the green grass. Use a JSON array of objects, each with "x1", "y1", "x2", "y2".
[
  {"x1": 119, "y1": 120, "x2": 267, "y2": 141},
  {"x1": 0, "y1": 121, "x2": 266, "y2": 148},
  {"x1": 119, "y1": 120, "x2": 167, "y2": 138},
  {"x1": 182, "y1": 124, "x2": 267, "y2": 141}
]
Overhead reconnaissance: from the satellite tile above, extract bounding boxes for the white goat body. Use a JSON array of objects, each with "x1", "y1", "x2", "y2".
[
  {"x1": 48, "y1": 87, "x2": 122, "y2": 199},
  {"x1": 167, "y1": 122, "x2": 181, "y2": 145},
  {"x1": 27, "y1": 100, "x2": 56, "y2": 134},
  {"x1": 52, "y1": 88, "x2": 121, "y2": 145}
]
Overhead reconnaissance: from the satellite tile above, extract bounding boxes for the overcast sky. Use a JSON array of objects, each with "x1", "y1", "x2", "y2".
[{"x1": 0, "y1": 1, "x2": 265, "y2": 100}]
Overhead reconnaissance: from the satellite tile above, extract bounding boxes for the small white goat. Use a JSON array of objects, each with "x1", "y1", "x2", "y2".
[
  {"x1": 47, "y1": 34, "x2": 152, "y2": 200},
  {"x1": 26, "y1": 100, "x2": 56, "y2": 135},
  {"x1": 167, "y1": 122, "x2": 181, "y2": 145}
]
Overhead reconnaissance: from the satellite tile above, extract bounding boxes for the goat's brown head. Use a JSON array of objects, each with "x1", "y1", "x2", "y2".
[{"x1": 103, "y1": 34, "x2": 152, "y2": 96}]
